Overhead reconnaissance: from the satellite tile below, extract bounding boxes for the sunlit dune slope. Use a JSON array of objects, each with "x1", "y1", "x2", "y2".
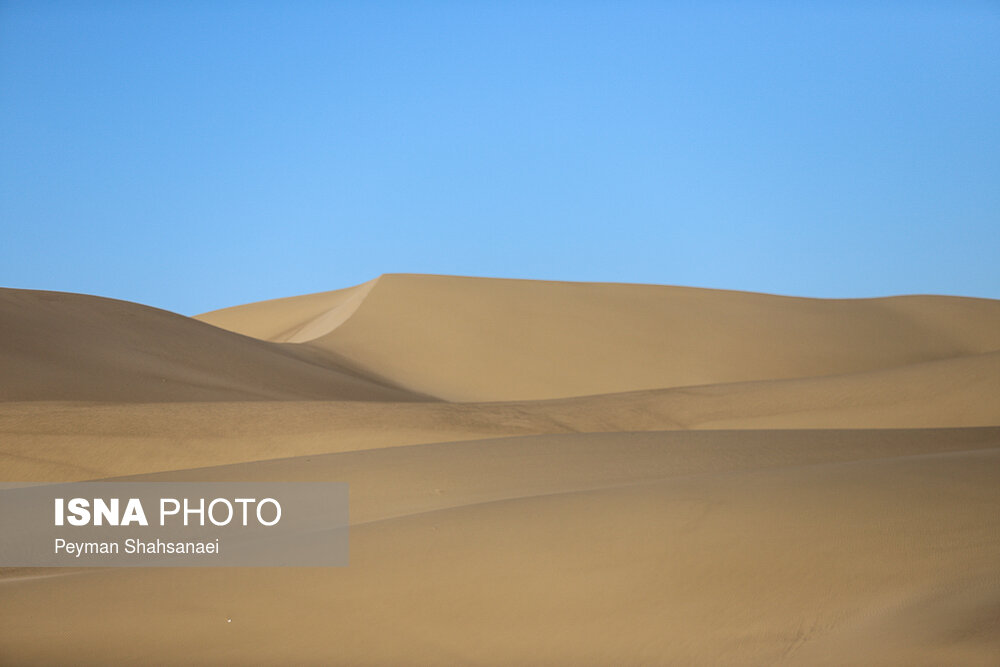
[
  {"x1": 0, "y1": 288, "x2": 427, "y2": 402},
  {"x1": 193, "y1": 279, "x2": 377, "y2": 342},
  {"x1": 198, "y1": 274, "x2": 1000, "y2": 401}
]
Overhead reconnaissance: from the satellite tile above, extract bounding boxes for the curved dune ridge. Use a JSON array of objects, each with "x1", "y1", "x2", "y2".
[
  {"x1": 199, "y1": 273, "x2": 1000, "y2": 401},
  {"x1": 2, "y1": 274, "x2": 1000, "y2": 665}
]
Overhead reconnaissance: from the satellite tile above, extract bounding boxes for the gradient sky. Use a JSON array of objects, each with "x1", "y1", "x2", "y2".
[{"x1": 2, "y1": 1, "x2": 998, "y2": 315}]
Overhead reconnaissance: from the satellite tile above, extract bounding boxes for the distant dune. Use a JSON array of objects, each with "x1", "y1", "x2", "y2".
[
  {"x1": 2, "y1": 274, "x2": 998, "y2": 665},
  {"x1": 201, "y1": 274, "x2": 1000, "y2": 400}
]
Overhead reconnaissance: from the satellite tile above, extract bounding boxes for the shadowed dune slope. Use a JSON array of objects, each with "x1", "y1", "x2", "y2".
[
  {"x1": 198, "y1": 274, "x2": 1000, "y2": 401},
  {"x1": 0, "y1": 288, "x2": 428, "y2": 402}
]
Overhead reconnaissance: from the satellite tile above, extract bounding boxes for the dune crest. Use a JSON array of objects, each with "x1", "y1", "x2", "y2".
[
  {"x1": 200, "y1": 273, "x2": 1000, "y2": 401},
  {"x1": 195, "y1": 278, "x2": 380, "y2": 343}
]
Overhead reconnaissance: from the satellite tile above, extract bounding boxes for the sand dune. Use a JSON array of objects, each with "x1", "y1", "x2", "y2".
[
  {"x1": 201, "y1": 274, "x2": 1000, "y2": 400},
  {"x1": 2, "y1": 274, "x2": 999, "y2": 665},
  {"x1": 2, "y1": 349, "x2": 996, "y2": 482},
  {"x1": 2, "y1": 430, "x2": 998, "y2": 665},
  {"x1": 0, "y1": 352, "x2": 1000, "y2": 481},
  {"x1": 0, "y1": 288, "x2": 426, "y2": 402},
  {"x1": 193, "y1": 279, "x2": 378, "y2": 343}
]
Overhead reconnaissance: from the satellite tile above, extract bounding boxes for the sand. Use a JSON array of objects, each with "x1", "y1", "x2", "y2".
[{"x1": 1, "y1": 274, "x2": 998, "y2": 665}]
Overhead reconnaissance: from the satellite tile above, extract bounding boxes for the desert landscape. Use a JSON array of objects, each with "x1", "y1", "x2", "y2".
[{"x1": 1, "y1": 273, "x2": 999, "y2": 665}]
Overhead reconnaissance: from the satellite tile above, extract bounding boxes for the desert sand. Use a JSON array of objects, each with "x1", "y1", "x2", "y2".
[{"x1": 1, "y1": 274, "x2": 998, "y2": 665}]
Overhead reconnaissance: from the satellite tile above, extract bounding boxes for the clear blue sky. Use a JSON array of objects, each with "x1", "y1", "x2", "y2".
[{"x1": 2, "y1": 1, "x2": 998, "y2": 314}]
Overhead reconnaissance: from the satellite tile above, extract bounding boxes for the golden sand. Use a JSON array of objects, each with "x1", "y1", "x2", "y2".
[{"x1": 2, "y1": 275, "x2": 998, "y2": 664}]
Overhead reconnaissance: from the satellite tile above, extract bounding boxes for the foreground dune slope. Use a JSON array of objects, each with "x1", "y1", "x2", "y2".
[
  {"x1": 199, "y1": 274, "x2": 1000, "y2": 401},
  {"x1": 1, "y1": 429, "x2": 997, "y2": 666},
  {"x1": 0, "y1": 288, "x2": 427, "y2": 402}
]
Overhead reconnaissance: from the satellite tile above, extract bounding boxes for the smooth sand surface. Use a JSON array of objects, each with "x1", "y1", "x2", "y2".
[
  {"x1": 2, "y1": 274, "x2": 999, "y2": 665},
  {"x1": 200, "y1": 274, "x2": 1000, "y2": 400}
]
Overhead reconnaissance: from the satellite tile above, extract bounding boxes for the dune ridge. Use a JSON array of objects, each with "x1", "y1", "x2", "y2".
[
  {"x1": 2, "y1": 274, "x2": 999, "y2": 665},
  {"x1": 199, "y1": 274, "x2": 1000, "y2": 401},
  {"x1": 195, "y1": 278, "x2": 380, "y2": 343}
]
